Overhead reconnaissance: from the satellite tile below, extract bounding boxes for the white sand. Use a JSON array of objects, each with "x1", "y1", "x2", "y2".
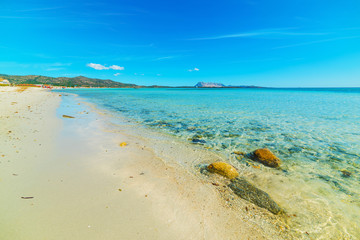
[{"x1": 0, "y1": 87, "x2": 291, "y2": 239}]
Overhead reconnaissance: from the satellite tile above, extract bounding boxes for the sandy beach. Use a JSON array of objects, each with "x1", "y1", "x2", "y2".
[{"x1": 0, "y1": 87, "x2": 293, "y2": 240}]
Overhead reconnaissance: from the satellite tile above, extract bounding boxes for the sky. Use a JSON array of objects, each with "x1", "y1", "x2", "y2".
[{"x1": 1, "y1": 0, "x2": 360, "y2": 87}]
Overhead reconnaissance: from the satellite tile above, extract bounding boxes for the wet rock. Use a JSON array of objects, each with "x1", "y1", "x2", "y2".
[
  {"x1": 229, "y1": 177, "x2": 282, "y2": 214},
  {"x1": 221, "y1": 143, "x2": 228, "y2": 149},
  {"x1": 249, "y1": 148, "x2": 281, "y2": 168},
  {"x1": 62, "y1": 115, "x2": 75, "y2": 119},
  {"x1": 207, "y1": 162, "x2": 239, "y2": 179},
  {"x1": 191, "y1": 139, "x2": 206, "y2": 144},
  {"x1": 341, "y1": 170, "x2": 352, "y2": 177},
  {"x1": 232, "y1": 151, "x2": 245, "y2": 155},
  {"x1": 232, "y1": 151, "x2": 246, "y2": 161},
  {"x1": 189, "y1": 134, "x2": 207, "y2": 144}
]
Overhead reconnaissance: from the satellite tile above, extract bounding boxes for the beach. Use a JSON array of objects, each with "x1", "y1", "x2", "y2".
[{"x1": 0, "y1": 87, "x2": 295, "y2": 239}]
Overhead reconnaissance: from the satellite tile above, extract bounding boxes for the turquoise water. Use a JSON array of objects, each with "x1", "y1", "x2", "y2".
[{"x1": 58, "y1": 88, "x2": 360, "y2": 238}]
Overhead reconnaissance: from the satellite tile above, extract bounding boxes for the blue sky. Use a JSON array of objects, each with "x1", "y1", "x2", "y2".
[{"x1": 1, "y1": 0, "x2": 360, "y2": 87}]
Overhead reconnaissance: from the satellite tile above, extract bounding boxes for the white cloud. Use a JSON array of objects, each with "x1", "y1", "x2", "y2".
[
  {"x1": 154, "y1": 56, "x2": 175, "y2": 61},
  {"x1": 189, "y1": 28, "x2": 329, "y2": 40},
  {"x1": 17, "y1": 7, "x2": 64, "y2": 12},
  {"x1": 87, "y1": 63, "x2": 124, "y2": 70},
  {"x1": 273, "y1": 36, "x2": 360, "y2": 49},
  {"x1": 114, "y1": 73, "x2": 121, "y2": 76},
  {"x1": 46, "y1": 67, "x2": 65, "y2": 71},
  {"x1": 87, "y1": 63, "x2": 108, "y2": 70},
  {"x1": 109, "y1": 65, "x2": 124, "y2": 70},
  {"x1": 188, "y1": 67, "x2": 199, "y2": 72}
]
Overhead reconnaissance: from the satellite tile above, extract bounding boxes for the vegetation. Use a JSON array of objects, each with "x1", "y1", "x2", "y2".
[{"x1": 0, "y1": 74, "x2": 138, "y2": 88}]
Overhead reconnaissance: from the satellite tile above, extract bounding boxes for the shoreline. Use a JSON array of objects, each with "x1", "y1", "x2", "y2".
[{"x1": 0, "y1": 87, "x2": 298, "y2": 239}]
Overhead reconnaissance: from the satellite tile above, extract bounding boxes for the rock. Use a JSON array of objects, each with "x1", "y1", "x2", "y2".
[
  {"x1": 192, "y1": 139, "x2": 206, "y2": 144},
  {"x1": 341, "y1": 170, "x2": 352, "y2": 177},
  {"x1": 233, "y1": 151, "x2": 245, "y2": 155},
  {"x1": 249, "y1": 148, "x2": 281, "y2": 168},
  {"x1": 229, "y1": 177, "x2": 282, "y2": 214},
  {"x1": 62, "y1": 115, "x2": 75, "y2": 119},
  {"x1": 207, "y1": 162, "x2": 239, "y2": 179}
]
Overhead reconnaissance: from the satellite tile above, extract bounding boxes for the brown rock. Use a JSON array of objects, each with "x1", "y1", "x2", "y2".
[
  {"x1": 62, "y1": 115, "x2": 75, "y2": 119},
  {"x1": 207, "y1": 162, "x2": 239, "y2": 179},
  {"x1": 250, "y1": 148, "x2": 281, "y2": 168}
]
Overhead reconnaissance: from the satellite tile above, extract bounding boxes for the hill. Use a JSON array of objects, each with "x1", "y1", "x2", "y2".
[{"x1": 0, "y1": 74, "x2": 138, "y2": 88}]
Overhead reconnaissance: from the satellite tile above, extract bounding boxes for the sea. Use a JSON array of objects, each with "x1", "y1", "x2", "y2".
[{"x1": 57, "y1": 87, "x2": 360, "y2": 239}]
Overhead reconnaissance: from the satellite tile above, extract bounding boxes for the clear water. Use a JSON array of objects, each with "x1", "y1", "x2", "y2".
[{"x1": 58, "y1": 88, "x2": 360, "y2": 239}]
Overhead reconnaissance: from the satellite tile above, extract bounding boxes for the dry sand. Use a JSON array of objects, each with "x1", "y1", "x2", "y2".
[{"x1": 0, "y1": 87, "x2": 292, "y2": 239}]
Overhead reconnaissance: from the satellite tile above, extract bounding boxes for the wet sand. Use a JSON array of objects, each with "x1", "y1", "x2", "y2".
[{"x1": 0, "y1": 87, "x2": 291, "y2": 239}]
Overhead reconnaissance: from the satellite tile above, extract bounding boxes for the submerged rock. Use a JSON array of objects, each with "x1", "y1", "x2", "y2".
[
  {"x1": 207, "y1": 162, "x2": 239, "y2": 179},
  {"x1": 192, "y1": 139, "x2": 206, "y2": 144},
  {"x1": 341, "y1": 170, "x2": 352, "y2": 177},
  {"x1": 229, "y1": 177, "x2": 282, "y2": 214},
  {"x1": 249, "y1": 148, "x2": 281, "y2": 168},
  {"x1": 233, "y1": 151, "x2": 245, "y2": 155}
]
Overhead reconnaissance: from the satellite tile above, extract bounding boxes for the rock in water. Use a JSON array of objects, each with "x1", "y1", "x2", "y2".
[
  {"x1": 192, "y1": 139, "x2": 206, "y2": 144},
  {"x1": 229, "y1": 177, "x2": 282, "y2": 214},
  {"x1": 250, "y1": 148, "x2": 281, "y2": 168},
  {"x1": 62, "y1": 115, "x2": 75, "y2": 119},
  {"x1": 207, "y1": 162, "x2": 239, "y2": 179},
  {"x1": 341, "y1": 170, "x2": 352, "y2": 177}
]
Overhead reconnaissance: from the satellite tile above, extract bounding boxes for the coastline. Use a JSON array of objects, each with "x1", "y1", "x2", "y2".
[{"x1": 1, "y1": 87, "x2": 293, "y2": 239}]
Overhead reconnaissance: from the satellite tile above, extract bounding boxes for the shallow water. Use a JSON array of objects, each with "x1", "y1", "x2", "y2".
[{"x1": 57, "y1": 88, "x2": 360, "y2": 239}]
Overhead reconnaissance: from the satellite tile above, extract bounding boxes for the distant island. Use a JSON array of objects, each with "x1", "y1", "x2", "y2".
[
  {"x1": 194, "y1": 82, "x2": 262, "y2": 88},
  {"x1": 0, "y1": 73, "x2": 263, "y2": 88},
  {"x1": 195, "y1": 82, "x2": 225, "y2": 88}
]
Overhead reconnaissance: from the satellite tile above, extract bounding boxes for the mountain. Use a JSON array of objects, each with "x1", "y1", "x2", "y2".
[
  {"x1": 195, "y1": 82, "x2": 225, "y2": 88},
  {"x1": 0, "y1": 74, "x2": 138, "y2": 88}
]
